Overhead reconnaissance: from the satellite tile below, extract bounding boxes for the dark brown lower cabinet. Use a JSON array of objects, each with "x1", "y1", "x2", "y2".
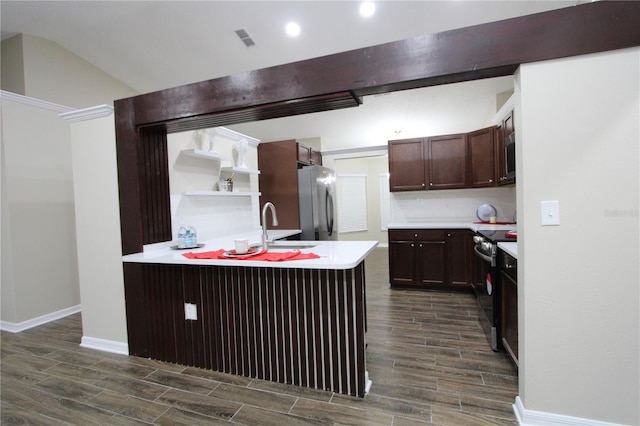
[
  {"x1": 446, "y1": 230, "x2": 472, "y2": 287},
  {"x1": 499, "y1": 250, "x2": 518, "y2": 367},
  {"x1": 123, "y1": 262, "x2": 368, "y2": 397},
  {"x1": 388, "y1": 238, "x2": 418, "y2": 287},
  {"x1": 389, "y1": 229, "x2": 472, "y2": 289},
  {"x1": 389, "y1": 229, "x2": 445, "y2": 288},
  {"x1": 418, "y1": 238, "x2": 447, "y2": 286}
]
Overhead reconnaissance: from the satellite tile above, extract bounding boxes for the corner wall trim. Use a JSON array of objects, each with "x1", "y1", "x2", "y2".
[
  {"x1": 81, "y1": 336, "x2": 129, "y2": 355},
  {"x1": 0, "y1": 90, "x2": 74, "y2": 113},
  {"x1": 514, "y1": 396, "x2": 622, "y2": 426},
  {"x1": 59, "y1": 104, "x2": 114, "y2": 123},
  {"x1": 0, "y1": 304, "x2": 81, "y2": 333}
]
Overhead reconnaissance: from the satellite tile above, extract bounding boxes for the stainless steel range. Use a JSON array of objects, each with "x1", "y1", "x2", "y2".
[{"x1": 472, "y1": 229, "x2": 517, "y2": 351}]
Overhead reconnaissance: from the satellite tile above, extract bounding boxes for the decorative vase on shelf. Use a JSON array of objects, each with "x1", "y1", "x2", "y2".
[
  {"x1": 205, "y1": 128, "x2": 217, "y2": 152},
  {"x1": 234, "y1": 138, "x2": 248, "y2": 168},
  {"x1": 193, "y1": 129, "x2": 210, "y2": 151}
]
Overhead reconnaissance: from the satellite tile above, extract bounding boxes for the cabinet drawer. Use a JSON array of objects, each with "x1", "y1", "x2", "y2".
[{"x1": 389, "y1": 229, "x2": 446, "y2": 241}]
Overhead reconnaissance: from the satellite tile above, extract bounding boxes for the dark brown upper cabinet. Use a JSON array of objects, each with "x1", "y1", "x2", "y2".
[
  {"x1": 468, "y1": 126, "x2": 497, "y2": 188},
  {"x1": 310, "y1": 148, "x2": 323, "y2": 166},
  {"x1": 297, "y1": 142, "x2": 322, "y2": 166},
  {"x1": 427, "y1": 133, "x2": 468, "y2": 190},
  {"x1": 388, "y1": 138, "x2": 428, "y2": 192},
  {"x1": 389, "y1": 125, "x2": 506, "y2": 192},
  {"x1": 497, "y1": 110, "x2": 516, "y2": 186}
]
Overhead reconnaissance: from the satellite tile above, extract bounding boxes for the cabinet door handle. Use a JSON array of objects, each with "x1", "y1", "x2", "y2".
[
  {"x1": 430, "y1": 182, "x2": 433, "y2": 186},
  {"x1": 489, "y1": 179, "x2": 493, "y2": 183},
  {"x1": 421, "y1": 183, "x2": 425, "y2": 187},
  {"x1": 505, "y1": 264, "x2": 516, "y2": 269},
  {"x1": 411, "y1": 243, "x2": 414, "y2": 247}
]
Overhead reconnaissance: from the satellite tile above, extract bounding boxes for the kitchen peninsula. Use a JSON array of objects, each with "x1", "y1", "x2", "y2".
[{"x1": 122, "y1": 235, "x2": 377, "y2": 397}]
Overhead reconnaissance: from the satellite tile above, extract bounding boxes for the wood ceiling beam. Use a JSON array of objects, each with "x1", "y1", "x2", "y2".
[{"x1": 121, "y1": 1, "x2": 640, "y2": 128}]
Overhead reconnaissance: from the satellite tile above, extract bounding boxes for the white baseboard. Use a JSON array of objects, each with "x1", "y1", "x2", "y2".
[
  {"x1": 81, "y1": 336, "x2": 129, "y2": 355},
  {"x1": 0, "y1": 304, "x2": 81, "y2": 333},
  {"x1": 514, "y1": 396, "x2": 622, "y2": 426},
  {"x1": 0, "y1": 304, "x2": 129, "y2": 355}
]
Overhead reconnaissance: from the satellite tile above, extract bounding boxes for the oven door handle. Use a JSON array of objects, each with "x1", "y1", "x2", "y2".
[{"x1": 474, "y1": 245, "x2": 495, "y2": 266}]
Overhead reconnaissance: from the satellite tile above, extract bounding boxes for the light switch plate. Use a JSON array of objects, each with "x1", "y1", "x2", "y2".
[
  {"x1": 184, "y1": 303, "x2": 198, "y2": 320},
  {"x1": 541, "y1": 200, "x2": 560, "y2": 226}
]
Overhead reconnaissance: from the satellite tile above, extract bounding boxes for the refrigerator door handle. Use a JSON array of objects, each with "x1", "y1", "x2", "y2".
[{"x1": 326, "y1": 188, "x2": 334, "y2": 236}]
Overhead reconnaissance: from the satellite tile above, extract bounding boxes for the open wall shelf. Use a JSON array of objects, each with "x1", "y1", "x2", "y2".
[
  {"x1": 220, "y1": 166, "x2": 260, "y2": 175},
  {"x1": 183, "y1": 191, "x2": 261, "y2": 197},
  {"x1": 181, "y1": 149, "x2": 232, "y2": 162}
]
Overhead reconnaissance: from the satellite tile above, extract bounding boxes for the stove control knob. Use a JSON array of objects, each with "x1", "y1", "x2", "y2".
[
  {"x1": 481, "y1": 241, "x2": 492, "y2": 252},
  {"x1": 473, "y1": 235, "x2": 483, "y2": 244}
]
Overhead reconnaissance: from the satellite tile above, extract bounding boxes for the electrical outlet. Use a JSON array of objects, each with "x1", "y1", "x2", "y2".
[{"x1": 184, "y1": 303, "x2": 198, "y2": 320}]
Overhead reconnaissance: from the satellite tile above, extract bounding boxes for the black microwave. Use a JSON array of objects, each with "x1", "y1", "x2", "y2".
[{"x1": 504, "y1": 132, "x2": 516, "y2": 184}]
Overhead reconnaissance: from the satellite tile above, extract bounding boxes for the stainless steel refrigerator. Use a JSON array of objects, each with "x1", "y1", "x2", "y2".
[{"x1": 297, "y1": 165, "x2": 338, "y2": 241}]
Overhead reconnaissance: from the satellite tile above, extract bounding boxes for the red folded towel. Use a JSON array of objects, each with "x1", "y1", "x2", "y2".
[{"x1": 182, "y1": 249, "x2": 320, "y2": 262}]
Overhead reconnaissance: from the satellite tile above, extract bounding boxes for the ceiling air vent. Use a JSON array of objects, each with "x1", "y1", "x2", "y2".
[{"x1": 234, "y1": 29, "x2": 255, "y2": 47}]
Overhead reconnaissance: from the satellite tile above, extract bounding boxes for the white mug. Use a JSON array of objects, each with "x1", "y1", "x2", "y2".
[{"x1": 234, "y1": 239, "x2": 249, "y2": 254}]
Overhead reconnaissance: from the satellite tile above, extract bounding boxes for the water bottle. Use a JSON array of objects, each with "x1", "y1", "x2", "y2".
[
  {"x1": 190, "y1": 225, "x2": 198, "y2": 247},
  {"x1": 177, "y1": 225, "x2": 186, "y2": 248},
  {"x1": 185, "y1": 225, "x2": 197, "y2": 248}
]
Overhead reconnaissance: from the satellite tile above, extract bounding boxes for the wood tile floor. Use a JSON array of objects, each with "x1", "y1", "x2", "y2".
[{"x1": 1, "y1": 248, "x2": 518, "y2": 425}]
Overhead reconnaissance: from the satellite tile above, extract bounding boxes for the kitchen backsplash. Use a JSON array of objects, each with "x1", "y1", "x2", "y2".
[
  {"x1": 170, "y1": 194, "x2": 260, "y2": 243},
  {"x1": 390, "y1": 187, "x2": 516, "y2": 223}
]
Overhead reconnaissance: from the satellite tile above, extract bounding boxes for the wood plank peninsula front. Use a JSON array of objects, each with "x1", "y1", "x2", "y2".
[{"x1": 123, "y1": 240, "x2": 377, "y2": 397}]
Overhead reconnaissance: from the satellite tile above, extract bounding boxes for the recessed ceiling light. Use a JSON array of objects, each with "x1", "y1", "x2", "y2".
[
  {"x1": 285, "y1": 22, "x2": 301, "y2": 37},
  {"x1": 360, "y1": 2, "x2": 376, "y2": 18}
]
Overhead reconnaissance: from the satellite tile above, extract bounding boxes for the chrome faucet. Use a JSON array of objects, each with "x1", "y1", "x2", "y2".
[{"x1": 261, "y1": 202, "x2": 279, "y2": 249}]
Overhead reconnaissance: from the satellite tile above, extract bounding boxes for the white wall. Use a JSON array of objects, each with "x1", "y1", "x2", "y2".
[
  {"x1": 1, "y1": 36, "x2": 25, "y2": 94},
  {"x1": 1, "y1": 97, "x2": 80, "y2": 325},
  {"x1": 66, "y1": 109, "x2": 128, "y2": 351},
  {"x1": 3, "y1": 35, "x2": 138, "y2": 108},
  {"x1": 1, "y1": 35, "x2": 137, "y2": 336},
  {"x1": 517, "y1": 48, "x2": 639, "y2": 425}
]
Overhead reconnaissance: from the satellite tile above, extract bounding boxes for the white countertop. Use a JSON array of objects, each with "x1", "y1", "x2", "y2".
[
  {"x1": 387, "y1": 221, "x2": 517, "y2": 232},
  {"x1": 498, "y1": 242, "x2": 518, "y2": 259},
  {"x1": 123, "y1": 229, "x2": 379, "y2": 270}
]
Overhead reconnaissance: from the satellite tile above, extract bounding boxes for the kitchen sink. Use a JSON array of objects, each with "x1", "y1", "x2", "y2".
[{"x1": 265, "y1": 242, "x2": 318, "y2": 250}]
